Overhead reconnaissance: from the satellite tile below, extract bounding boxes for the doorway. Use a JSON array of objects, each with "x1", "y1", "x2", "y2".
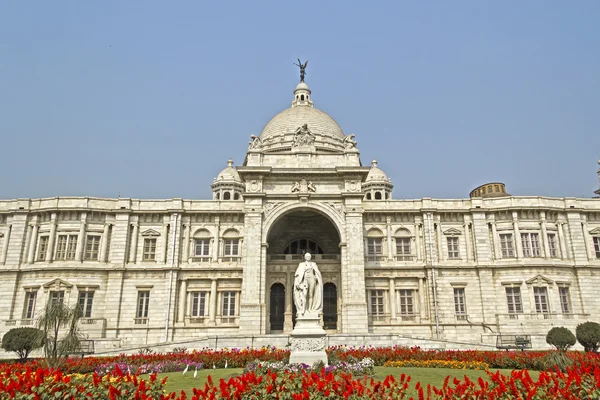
[{"x1": 269, "y1": 283, "x2": 285, "y2": 332}]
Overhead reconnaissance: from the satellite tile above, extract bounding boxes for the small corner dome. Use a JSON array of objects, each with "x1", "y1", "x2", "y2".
[
  {"x1": 215, "y1": 159, "x2": 242, "y2": 182},
  {"x1": 366, "y1": 160, "x2": 391, "y2": 183}
]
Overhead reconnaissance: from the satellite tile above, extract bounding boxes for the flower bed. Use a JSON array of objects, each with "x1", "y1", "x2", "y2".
[{"x1": 384, "y1": 359, "x2": 489, "y2": 370}]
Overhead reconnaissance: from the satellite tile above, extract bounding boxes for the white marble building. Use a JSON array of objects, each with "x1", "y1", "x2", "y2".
[{"x1": 1, "y1": 76, "x2": 600, "y2": 352}]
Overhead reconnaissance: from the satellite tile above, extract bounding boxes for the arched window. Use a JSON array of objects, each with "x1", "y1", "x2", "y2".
[
  {"x1": 193, "y1": 229, "x2": 211, "y2": 259},
  {"x1": 223, "y1": 192, "x2": 231, "y2": 200},
  {"x1": 394, "y1": 228, "x2": 413, "y2": 260},
  {"x1": 215, "y1": 192, "x2": 220, "y2": 200},
  {"x1": 234, "y1": 193, "x2": 240, "y2": 200},
  {"x1": 282, "y1": 238, "x2": 324, "y2": 254},
  {"x1": 366, "y1": 228, "x2": 384, "y2": 261},
  {"x1": 375, "y1": 192, "x2": 382, "y2": 200},
  {"x1": 366, "y1": 193, "x2": 372, "y2": 200},
  {"x1": 301, "y1": 94, "x2": 305, "y2": 101},
  {"x1": 222, "y1": 229, "x2": 241, "y2": 261}
]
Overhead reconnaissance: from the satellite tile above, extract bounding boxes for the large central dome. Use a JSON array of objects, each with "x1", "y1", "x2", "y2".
[{"x1": 257, "y1": 82, "x2": 345, "y2": 150}]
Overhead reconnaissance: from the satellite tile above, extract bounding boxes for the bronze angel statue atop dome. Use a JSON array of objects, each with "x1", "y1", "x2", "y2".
[{"x1": 294, "y1": 59, "x2": 308, "y2": 82}]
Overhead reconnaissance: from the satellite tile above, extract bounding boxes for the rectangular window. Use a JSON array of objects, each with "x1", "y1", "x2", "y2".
[
  {"x1": 191, "y1": 291, "x2": 207, "y2": 317},
  {"x1": 396, "y1": 238, "x2": 411, "y2": 255},
  {"x1": 594, "y1": 237, "x2": 600, "y2": 259},
  {"x1": 398, "y1": 289, "x2": 414, "y2": 316},
  {"x1": 534, "y1": 287, "x2": 549, "y2": 314},
  {"x1": 521, "y1": 233, "x2": 541, "y2": 257},
  {"x1": 366, "y1": 238, "x2": 383, "y2": 261},
  {"x1": 369, "y1": 290, "x2": 385, "y2": 316},
  {"x1": 224, "y1": 239, "x2": 239, "y2": 257},
  {"x1": 453, "y1": 288, "x2": 467, "y2": 320},
  {"x1": 78, "y1": 291, "x2": 94, "y2": 318},
  {"x1": 49, "y1": 290, "x2": 64, "y2": 307},
  {"x1": 547, "y1": 233, "x2": 558, "y2": 258},
  {"x1": 559, "y1": 287, "x2": 571, "y2": 314},
  {"x1": 38, "y1": 236, "x2": 49, "y2": 261},
  {"x1": 84, "y1": 235, "x2": 101, "y2": 261},
  {"x1": 142, "y1": 238, "x2": 157, "y2": 261},
  {"x1": 194, "y1": 239, "x2": 210, "y2": 257},
  {"x1": 136, "y1": 291, "x2": 150, "y2": 320},
  {"x1": 222, "y1": 291, "x2": 236, "y2": 317},
  {"x1": 447, "y1": 237, "x2": 459, "y2": 259},
  {"x1": 499, "y1": 234, "x2": 515, "y2": 258},
  {"x1": 55, "y1": 234, "x2": 78, "y2": 260},
  {"x1": 505, "y1": 287, "x2": 523, "y2": 314},
  {"x1": 23, "y1": 291, "x2": 37, "y2": 319}
]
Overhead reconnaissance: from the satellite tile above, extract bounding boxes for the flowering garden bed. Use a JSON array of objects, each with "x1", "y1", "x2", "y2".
[{"x1": 1, "y1": 347, "x2": 600, "y2": 399}]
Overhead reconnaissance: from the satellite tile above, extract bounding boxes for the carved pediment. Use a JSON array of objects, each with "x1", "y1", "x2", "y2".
[
  {"x1": 42, "y1": 278, "x2": 73, "y2": 289},
  {"x1": 141, "y1": 229, "x2": 160, "y2": 237},
  {"x1": 589, "y1": 227, "x2": 600, "y2": 235},
  {"x1": 526, "y1": 275, "x2": 553, "y2": 286},
  {"x1": 443, "y1": 228, "x2": 462, "y2": 236}
]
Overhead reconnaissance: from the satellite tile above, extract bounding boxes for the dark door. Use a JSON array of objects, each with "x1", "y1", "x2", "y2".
[
  {"x1": 270, "y1": 283, "x2": 285, "y2": 331},
  {"x1": 323, "y1": 283, "x2": 337, "y2": 330}
]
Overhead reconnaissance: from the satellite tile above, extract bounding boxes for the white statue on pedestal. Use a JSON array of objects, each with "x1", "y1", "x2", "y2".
[{"x1": 293, "y1": 252, "x2": 323, "y2": 317}]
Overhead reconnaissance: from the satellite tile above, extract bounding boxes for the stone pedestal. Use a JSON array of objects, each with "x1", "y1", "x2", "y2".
[{"x1": 289, "y1": 313, "x2": 328, "y2": 366}]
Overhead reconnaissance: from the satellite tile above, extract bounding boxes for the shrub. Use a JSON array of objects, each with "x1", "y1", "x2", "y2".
[
  {"x1": 546, "y1": 326, "x2": 576, "y2": 351},
  {"x1": 541, "y1": 351, "x2": 574, "y2": 372},
  {"x1": 576, "y1": 321, "x2": 600, "y2": 352},
  {"x1": 1, "y1": 327, "x2": 44, "y2": 361}
]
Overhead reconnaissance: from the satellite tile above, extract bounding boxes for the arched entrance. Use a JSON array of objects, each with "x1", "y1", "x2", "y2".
[
  {"x1": 269, "y1": 283, "x2": 285, "y2": 332},
  {"x1": 265, "y1": 208, "x2": 342, "y2": 333}
]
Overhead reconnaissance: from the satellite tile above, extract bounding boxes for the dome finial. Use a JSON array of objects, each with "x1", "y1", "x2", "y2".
[
  {"x1": 372, "y1": 159, "x2": 378, "y2": 168},
  {"x1": 227, "y1": 158, "x2": 233, "y2": 168}
]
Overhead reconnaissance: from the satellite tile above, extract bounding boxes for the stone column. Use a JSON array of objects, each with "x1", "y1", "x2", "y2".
[
  {"x1": 389, "y1": 278, "x2": 396, "y2": 322},
  {"x1": 128, "y1": 223, "x2": 139, "y2": 264},
  {"x1": 512, "y1": 213, "x2": 523, "y2": 259},
  {"x1": 27, "y1": 224, "x2": 39, "y2": 264},
  {"x1": 464, "y1": 222, "x2": 471, "y2": 262},
  {"x1": 557, "y1": 222, "x2": 567, "y2": 260},
  {"x1": 1, "y1": 225, "x2": 11, "y2": 265},
  {"x1": 414, "y1": 221, "x2": 421, "y2": 261},
  {"x1": 435, "y1": 216, "x2": 443, "y2": 261},
  {"x1": 160, "y1": 223, "x2": 169, "y2": 263},
  {"x1": 182, "y1": 223, "x2": 190, "y2": 264},
  {"x1": 75, "y1": 213, "x2": 87, "y2": 262},
  {"x1": 581, "y1": 218, "x2": 595, "y2": 261},
  {"x1": 418, "y1": 277, "x2": 426, "y2": 319},
  {"x1": 212, "y1": 217, "x2": 220, "y2": 262},
  {"x1": 178, "y1": 279, "x2": 187, "y2": 322},
  {"x1": 386, "y1": 216, "x2": 393, "y2": 261},
  {"x1": 540, "y1": 213, "x2": 550, "y2": 258},
  {"x1": 284, "y1": 271, "x2": 293, "y2": 332},
  {"x1": 46, "y1": 213, "x2": 57, "y2": 263},
  {"x1": 208, "y1": 279, "x2": 217, "y2": 326},
  {"x1": 490, "y1": 221, "x2": 501, "y2": 260},
  {"x1": 100, "y1": 224, "x2": 110, "y2": 262}
]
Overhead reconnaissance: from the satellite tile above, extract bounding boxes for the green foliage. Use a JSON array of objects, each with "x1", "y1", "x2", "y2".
[
  {"x1": 546, "y1": 326, "x2": 576, "y2": 351},
  {"x1": 576, "y1": 321, "x2": 600, "y2": 353},
  {"x1": 37, "y1": 300, "x2": 83, "y2": 369},
  {"x1": 541, "y1": 351, "x2": 574, "y2": 372},
  {"x1": 1, "y1": 327, "x2": 44, "y2": 361},
  {"x1": 138, "y1": 347, "x2": 155, "y2": 355}
]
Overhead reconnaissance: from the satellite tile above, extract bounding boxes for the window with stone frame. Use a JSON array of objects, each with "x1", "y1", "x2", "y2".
[
  {"x1": 77, "y1": 290, "x2": 94, "y2": 318},
  {"x1": 221, "y1": 291, "x2": 237, "y2": 322},
  {"x1": 222, "y1": 229, "x2": 241, "y2": 261},
  {"x1": 49, "y1": 290, "x2": 65, "y2": 307},
  {"x1": 505, "y1": 287, "x2": 523, "y2": 315},
  {"x1": 398, "y1": 289, "x2": 414, "y2": 316},
  {"x1": 593, "y1": 236, "x2": 600, "y2": 259},
  {"x1": 533, "y1": 287, "x2": 550, "y2": 315},
  {"x1": 394, "y1": 228, "x2": 413, "y2": 261},
  {"x1": 23, "y1": 290, "x2": 37, "y2": 320},
  {"x1": 368, "y1": 290, "x2": 385, "y2": 318},
  {"x1": 191, "y1": 291, "x2": 207, "y2": 317},
  {"x1": 547, "y1": 233, "x2": 559, "y2": 258},
  {"x1": 55, "y1": 234, "x2": 78, "y2": 260},
  {"x1": 37, "y1": 236, "x2": 49, "y2": 261},
  {"x1": 447, "y1": 237, "x2": 460, "y2": 259},
  {"x1": 521, "y1": 233, "x2": 541, "y2": 257},
  {"x1": 366, "y1": 238, "x2": 383, "y2": 261},
  {"x1": 558, "y1": 286, "x2": 572, "y2": 314},
  {"x1": 84, "y1": 235, "x2": 101, "y2": 261},
  {"x1": 453, "y1": 287, "x2": 467, "y2": 320},
  {"x1": 142, "y1": 238, "x2": 157, "y2": 261},
  {"x1": 499, "y1": 233, "x2": 515, "y2": 258},
  {"x1": 283, "y1": 238, "x2": 324, "y2": 255},
  {"x1": 136, "y1": 291, "x2": 150, "y2": 323},
  {"x1": 194, "y1": 239, "x2": 210, "y2": 258}
]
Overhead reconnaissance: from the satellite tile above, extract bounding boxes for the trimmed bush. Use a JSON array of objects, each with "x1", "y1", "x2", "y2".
[
  {"x1": 1, "y1": 327, "x2": 44, "y2": 361},
  {"x1": 546, "y1": 326, "x2": 576, "y2": 351},
  {"x1": 576, "y1": 321, "x2": 600, "y2": 352}
]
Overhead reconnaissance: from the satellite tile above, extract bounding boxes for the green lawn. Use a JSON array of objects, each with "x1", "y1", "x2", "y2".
[{"x1": 156, "y1": 367, "x2": 540, "y2": 397}]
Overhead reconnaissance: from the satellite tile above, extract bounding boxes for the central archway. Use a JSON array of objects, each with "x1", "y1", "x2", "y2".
[{"x1": 264, "y1": 205, "x2": 343, "y2": 333}]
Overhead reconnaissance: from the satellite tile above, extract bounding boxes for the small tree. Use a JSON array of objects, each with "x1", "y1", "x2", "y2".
[
  {"x1": 37, "y1": 300, "x2": 83, "y2": 369},
  {"x1": 546, "y1": 326, "x2": 576, "y2": 351},
  {"x1": 1, "y1": 327, "x2": 44, "y2": 362},
  {"x1": 576, "y1": 321, "x2": 600, "y2": 353}
]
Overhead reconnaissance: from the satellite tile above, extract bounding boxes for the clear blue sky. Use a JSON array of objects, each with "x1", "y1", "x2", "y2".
[{"x1": 1, "y1": 1, "x2": 599, "y2": 200}]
